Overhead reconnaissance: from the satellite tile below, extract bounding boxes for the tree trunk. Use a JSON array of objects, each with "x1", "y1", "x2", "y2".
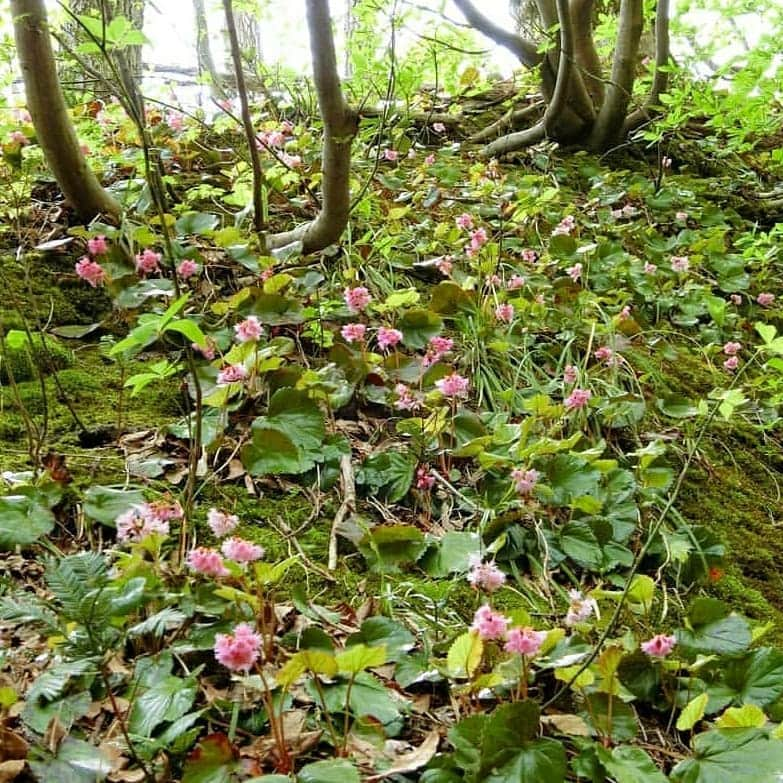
[
  {"x1": 193, "y1": 0, "x2": 224, "y2": 97},
  {"x1": 64, "y1": 0, "x2": 145, "y2": 96},
  {"x1": 12, "y1": 0, "x2": 121, "y2": 220},
  {"x1": 265, "y1": 0, "x2": 358, "y2": 254}
]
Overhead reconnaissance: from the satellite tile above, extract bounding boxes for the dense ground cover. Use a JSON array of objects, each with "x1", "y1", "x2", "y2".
[{"x1": 1, "y1": 69, "x2": 783, "y2": 782}]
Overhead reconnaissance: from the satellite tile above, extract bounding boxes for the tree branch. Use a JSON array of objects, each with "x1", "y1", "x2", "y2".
[
  {"x1": 451, "y1": 0, "x2": 543, "y2": 68},
  {"x1": 570, "y1": 0, "x2": 604, "y2": 107},
  {"x1": 624, "y1": 0, "x2": 672, "y2": 134},
  {"x1": 265, "y1": 0, "x2": 358, "y2": 255}
]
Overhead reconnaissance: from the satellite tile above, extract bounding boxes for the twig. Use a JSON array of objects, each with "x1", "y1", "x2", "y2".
[{"x1": 329, "y1": 453, "x2": 355, "y2": 571}]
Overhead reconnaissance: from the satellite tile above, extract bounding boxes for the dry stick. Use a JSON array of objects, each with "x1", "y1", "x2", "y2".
[
  {"x1": 223, "y1": 0, "x2": 266, "y2": 237},
  {"x1": 329, "y1": 453, "x2": 356, "y2": 571},
  {"x1": 542, "y1": 352, "x2": 761, "y2": 710}
]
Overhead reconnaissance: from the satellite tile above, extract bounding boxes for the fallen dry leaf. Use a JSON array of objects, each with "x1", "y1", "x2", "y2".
[
  {"x1": 0, "y1": 728, "x2": 28, "y2": 761},
  {"x1": 0, "y1": 760, "x2": 25, "y2": 783},
  {"x1": 366, "y1": 730, "x2": 440, "y2": 780}
]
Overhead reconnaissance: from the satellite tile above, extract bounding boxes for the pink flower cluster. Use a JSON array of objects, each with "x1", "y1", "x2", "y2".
[
  {"x1": 344, "y1": 286, "x2": 372, "y2": 313},
  {"x1": 188, "y1": 547, "x2": 229, "y2": 577},
  {"x1": 495, "y1": 303, "x2": 514, "y2": 323},
  {"x1": 455, "y1": 213, "x2": 474, "y2": 230},
  {"x1": 8, "y1": 130, "x2": 28, "y2": 146},
  {"x1": 471, "y1": 605, "x2": 509, "y2": 640},
  {"x1": 758, "y1": 292, "x2": 775, "y2": 307},
  {"x1": 135, "y1": 248, "x2": 161, "y2": 276},
  {"x1": 521, "y1": 249, "x2": 538, "y2": 264},
  {"x1": 471, "y1": 606, "x2": 547, "y2": 658},
  {"x1": 416, "y1": 466, "x2": 436, "y2": 490},
  {"x1": 207, "y1": 508, "x2": 240, "y2": 537},
  {"x1": 383, "y1": 148, "x2": 399, "y2": 162},
  {"x1": 508, "y1": 275, "x2": 526, "y2": 291},
  {"x1": 723, "y1": 341, "x2": 741, "y2": 372},
  {"x1": 435, "y1": 256, "x2": 453, "y2": 276},
  {"x1": 435, "y1": 372, "x2": 470, "y2": 399},
  {"x1": 341, "y1": 323, "x2": 367, "y2": 343},
  {"x1": 222, "y1": 537, "x2": 265, "y2": 562},
  {"x1": 394, "y1": 383, "x2": 420, "y2": 411},
  {"x1": 566, "y1": 262, "x2": 583, "y2": 282},
  {"x1": 594, "y1": 346, "x2": 615, "y2": 366},
  {"x1": 423, "y1": 335, "x2": 454, "y2": 367},
  {"x1": 377, "y1": 327, "x2": 403, "y2": 351},
  {"x1": 467, "y1": 227, "x2": 488, "y2": 255},
  {"x1": 671, "y1": 255, "x2": 690, "y2": 273},
  {"x1": 75, "y1": 234, "x2": 111, "y2": 287},
  {"x1": 565, "y1": 589, "x2": 597, "y2": 626},
  {"x1": 234, "y1": 316, "x2": 263, "y2": 343},
  {"x1": 511, "y1": 467, "x2": 539, "y2": 496},
  {"x1": 563, "y1": 365, "x2": 578, "y2": 385},
  {"x1": 565, "y1": 388, "x2": 592, "y2": 410},
  {"x1": 467, "y1": 555, "x2": 506, "y2": 593},
  {"x1": 217, "y1": 364, "x2": 248, "y2": 385},
  {"x1": 214, "y1": 623, "x2": 262, "y2": 671},
  {"x1": 552, "y1": 215, "x2": 576, "y2": 236},
  {"x1": 505, "y1": 627, "x2": 547, "y2": 656},
  {"x1": 641, "y1": 633, "x2": 676, "y2": 658},
  {"x1": 116, "y1": 500, "x2": 183, "y2": 542},
  {"x1": 177, "y1": 259, "x2": 200, "y2": 279}
]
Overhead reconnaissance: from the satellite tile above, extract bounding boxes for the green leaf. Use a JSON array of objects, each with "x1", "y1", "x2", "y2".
[
  {"x1": 721, "y1": 648, "x2": 783, "y2": 707},
  {"x1": 677, "y1": 614, "x2": 751, "y2": 656},
  {"x1": 175, "y1": 211, "x2": 219, "y2": 235},
  {"x1": 299, "y1": 759, "x2": 360, "y2": 783},
  {"x1": 595, "y1": 745, "x2": 668, "y2": 783},
  {"x1": 485, "y1": 738, "x2": 566, "y2": 783},
  {"x1": 242, "y1": 428, "x2": 304, "y2": 475},
  {"x1": 677, "y1": 693, "x2": 709, "y2": 731},
  {"x1": 356, "y1": 450, "x2": 417, "y2": 502},
  {"x1": 398, "y1": 308, "x2": 443, "y2": 349},
  {"x1": 421, "y1": 531, "x2": 482, "y2": 577},
  {"x1": 346, "y1": 617, "x2": 415, "y2": 661},
  {"x1": 129, "y1": 674, "x2": 197, "y2": 737},
  {"x1": 559, "y1": 522, "x2": 603, "y2": 570},
  {"x1": 671, "y1": 729, "x2": 783, "y2": 783},
  {"x1": 358, "y1": 524, "x2": 428, "y2": 573},
  {"x1": 336, "y1": 643, "x2": 388, "y2": 675},
  {"x1": 447, "y1": 632, "x2": 483, "y2": 679},
  {"x1": 164, "y1": 318, "x2": 207, "y2": 348},
  {"x1": 28, "y1": 737, "x2": 114, "y2": 783},
  {"x1": 715, "y1": 705, "x2": 767, "y2": 729},
  {"x1": 0, "y1": 493, "x2": 55, "y2": 549},
  {"x1": 182, "y1": 734, "x2": 238, "y2": 783},
  {"x1": 277, "y1": 650, "x2": 337, "y2": 688}
]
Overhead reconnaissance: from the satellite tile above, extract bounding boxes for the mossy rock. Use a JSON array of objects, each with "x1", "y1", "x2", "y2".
[{"x1": 0, "y1": 329, "x2": 73, "y2": 382}]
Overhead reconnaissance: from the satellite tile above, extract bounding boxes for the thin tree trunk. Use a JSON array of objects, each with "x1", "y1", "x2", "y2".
[
  {"x1": 12, "y1": 0, "x2": 121, "y2": 220},
  {"x1": 266, "y1": 0, "x2": 358, "y2": 254},
  {"x1": 571, "y1": 0, "x2": 604, "y2": 107},
  {"x1": 193, "y1": 0, "x2": 224, "y2": 98},
  {"x1": 588, "y1": 0, "x2": 644, "y2": 150}
]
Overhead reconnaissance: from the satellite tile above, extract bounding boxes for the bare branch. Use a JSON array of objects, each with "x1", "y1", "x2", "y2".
[{"x1": 451, "y1": 0, "x2": 543, "y2": 68}]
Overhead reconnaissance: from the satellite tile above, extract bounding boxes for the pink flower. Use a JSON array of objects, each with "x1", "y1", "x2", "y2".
[
  {"x1": 723, "y1": 341, "x2": 742, "y2": 356},
  {"x1": 662, "y1": 156, "x2": 672, "y2": 169},
  {"x1": 471, "y1": 605, "x2": 509, "y2": 641},
  {"x1": 377, "y1": 327, "x2": 403, "y2": 350},
  {"x1": 758, "y1": 292, "x2": 775, "y2": 307},
  {"x1": 87, "y1": 235, "x2": 109, "y2": 256},
  {"x1": 146, "y1": 500, "x2": 183, "y2": 522},
  {"x1": 432, "y1": 122, "x2": 446, "y2": 133},
  {"x1": 416, "y1": 466, "x2": 436, "y2": 490},
  {"x1": 207, "y1": 508, "x2": 239, "y2": 537},
  {"x1": 565, "y1": 589, "x2": 597, "y2": 626},
  {"x1": 618, "y1": 305, "x2": 631, "y2": 321},
  {"x1": 671, "y1": 255, "x2": 690, "y2": 273},
  {"x1": 723, "y1": 355, "x2": 739, "y2": 371},
  {"x1": 8, "y1": 130, "x2": 28, "y2": 146},
  {"x1": 75, "y1": 257, "x2": 106, "y2": 287},
  {"x1": 676, "y1": 211, "x2": 689, "y2": 222},
  {"x1": 341, "y1": 323, "x2": 367, "y2": 343},
  {"x1": 234, "y1": 316, "x2": 263, "y2": 343},
  {"x1": 469, "y1": 227, "x2": 488, "y2": 251},
  {"x1": 188, "y1": 547, "x2": 229, "y2": 577},
  {"x1": 115, "y1": 506, "x2": 170, "y2": 542},
  {"x1": 622, "y1": 204, "x2": 636, "y2": 217},
  {"x1": 505, "y1": 627, "x2": 547, "y2": 657},
  {"x1": 486, "y1": 274, "x2": 502, "y2": 287},
  {"x1": 193, "y1": 338, "x2": 216, "y2": 360},
  {"x1": 168, "y1": 112, "x2": 184, "y2": 131},
  {"x1": 730, "y1": 294, "x2": 742, "y2": 305},
  {"x1": 394, "y1": 383, "x2": 419, "y2": 411},
  {"x1": 643, "y1": 262, "x2": 657, "y2": 275},
  {"x1": 256, "y1": 130, "x2": 286, "y2": 149},
  {"x1": 552, "y1": 215, "x2": 576, "y2": 236},
  {"x1": 641, "y1": 634, "x2": 676, "y2": 658},
  {"x1": 214, "y1": 623, "x2": 262, "y2": 672},
  {"x1": 177, "y1": 259, "x2": 200, "y2": 278},
  {"x1": 435, "y1": 256, "x2": 453, "y2": 276},
  {"x1": 281, "y1": 153, "x2": 302, "y2": 168},
  {"x1": 566, "y1": 263, "x2": 583, "y2": 282},
  {"x1": 135, "y1": 248, "x2": 161, "y2": 276},
  {"x1": 521, "y1": 249, "x2": 538, "y2": 263},
  {"x1": 594, "y1": 346, "x2": 614, "y2": 364},
  {"x1": 563, "y1": 365, "x2": 578, "y2": 385},
  {"x1": 508, "y1": 275, "x2": 526, "y2": 291},
  {"x1": 221, "y1": 537, "x2": 265, "y2": 562},
  {"x1": 425, "y1": 153, "x2": 436, "y2": 166},
  {"x1": 495, "y1": 303, "x2": 514, "y2": 323},
  {"x1": 217, "y1": 364, "x2": 247, "y2": 385},
  {"x1": 344, "y1": 286, "x2": 372, "y2": 313},
  {"x1": 467, "y1": 555, "x2": 506, "y2": 593},
  {"x1": 565, "y1": 388, "x2": 592, "y2": 410},
  {"x1": 435, "y1": 372, "x2": 469, "y2": 398},
  {"x1": 383, "y1": 148, "x2": 399, "y2": 162},
  {"x1": 455, "y1": 213, "x2": 474, "y2": 230},
  {"x1": 424, "y1": 335, "x2": 454, "y2": 367},
  {"x1": 511, "y1": 467, "x2": 539, "y2": 496}
]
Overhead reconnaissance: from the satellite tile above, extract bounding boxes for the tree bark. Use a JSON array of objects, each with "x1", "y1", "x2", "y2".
[
  {"x1": 587, "y1": 0, "x2": 643, "y2": 149},
  {"x1": 266, "y1": 0, "x2": 357, "y2": 255},
  {"x1": 570, "y1": 0, "x2": 604, "y2": 108},
  {"x1": 193, "y1": 0, "x2": 224, "y2": 98},
  {"x1": 12, "y1": 0, "x2": 121, "y2": 220}
]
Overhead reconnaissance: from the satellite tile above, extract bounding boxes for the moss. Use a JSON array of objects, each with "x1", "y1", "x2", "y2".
[{"x1": 0, "y1": 330, "x2": 73, "y2": 382}]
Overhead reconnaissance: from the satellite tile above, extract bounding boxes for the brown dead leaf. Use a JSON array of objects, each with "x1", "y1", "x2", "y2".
[
  {"x1": 0, "y1": 728, "x2": 28, "y2": 761},
  {"x1": 0, "y1": 760, "x2": 25, "y2": 783},
  {"x1": 366, "y1": 731, "x2": 440, "y2": 780},
  {"x1": 542, "y1": 713, "x2": 591, "y2": 736}
]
